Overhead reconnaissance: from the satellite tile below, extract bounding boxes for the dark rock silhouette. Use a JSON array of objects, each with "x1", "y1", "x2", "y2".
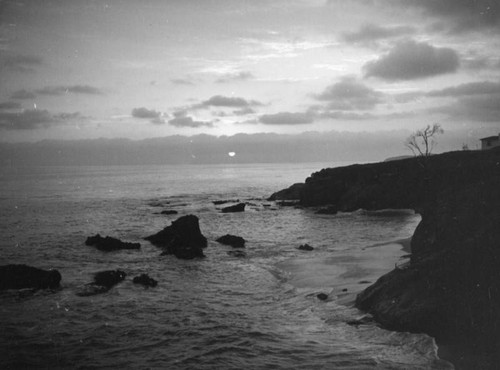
[
  {"x1": 133, "y1": 274, "x2": 158, "y2": 288},
  {"x1": 276, "y1": 200, "x2": 299, "y2": 207},
  {"x1": 268, "y1": 182, "x2": 304, "y2": 201},
  {"x1": 315, "y1": 206, "x2": 338, "y2": 215},
  {"x1": 85, "y1": 234, "x2": 140, "y2": 252},
  {"x1": 285, "y1": 148, "x2": 500, "y2": 364},
  {"x1": 221, "y1": 203, "x2": 246, "y2": 213},
  {"x1": 0, "y1": 264, "x2": 61, "y2": 290},
  {"x1": 76, "y1": 269, "x2": 126, "y2": 297},
  {"x1": 227, "y1": 250, "x2": 246, "y2": 258},
  {"x1": 160, "y1": 210, "x2": 178, "y2": 215},
  {"x1": 317, "y1": 293, "x2": 328, "y2": 301},
  {"x1": 213, "y1": 199, "x2": 239, "y2": 205},
  {"x1": 298, "y1": 244, "x2": 314, "y2": 251},
  {"x1": 216, "y1": 234, "x2": 246, "y2": 248},
  {"x1": 145, "y1": 214, "x2": 207, "y2": 259}
]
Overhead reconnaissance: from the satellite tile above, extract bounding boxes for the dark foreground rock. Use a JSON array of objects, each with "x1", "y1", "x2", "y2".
[
  {"x1": 145, "y1": 214, "x2": 207, "y2": 259},
  {"x1": 221, "y1": 203, "x2": 246, "y2": 213},
  {"x1": 216, "y1": 234, "x2": 246, "y2": 248},
  {"x1": 133, "y1": 274, "x2": 158, "y2": 288},
  {"x1": 291, "y1": 148, "x2": 500, "y2": 366},
  {"x1": 85, "y1": 234, "x2": 140, "y2": 252},
  {"x1": 77, "y1": 269, "x2": 126, "y2": 297},
  {"x1": 0, "y1": 264, "x2": 61, "y2": 290}
]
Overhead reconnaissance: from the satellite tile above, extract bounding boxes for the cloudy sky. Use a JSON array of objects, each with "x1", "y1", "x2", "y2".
[{"x1": 0, "y1": 0, "x2": 499, "y2": 143}]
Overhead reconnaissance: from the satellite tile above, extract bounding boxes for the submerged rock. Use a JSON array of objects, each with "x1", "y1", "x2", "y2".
[
  {"x1": 216, "y1": 234, "x2": 246, "y2": 248},
  {"x1": 85, "y1": 234, "x2": 140, "y2": 252},
  {"x1": 0, "y1": 264, "x2": 61, "y2": 291},
  {"x1": 133, "y1": 274, "x2": 158, "y2": 288},
  {"x1": 76, "y1": 269, "x2": 126, "y2": 297},
  {"x1": 160, "y1": 210, "x2": 178, "y2": 215},
  {"x1": 227, "y1": 250, "x2": 246, "y2": 258},
  {"x1": 145, "y1": 214, "x2": 207, "y2": 259},
  {"x1": 221, "y1": 203, "x2": 246, "y2": 213},
  {"x1": 317, "y1": 293, "x2": 328, "y2": 301},
  {"x1": 298, "y1": 244, "x2": 314, "y2": 251}
]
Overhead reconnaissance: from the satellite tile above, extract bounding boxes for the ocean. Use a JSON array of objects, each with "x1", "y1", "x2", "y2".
[{"x1": 0, "y1": 162, "x2": 453, "y2": 369}]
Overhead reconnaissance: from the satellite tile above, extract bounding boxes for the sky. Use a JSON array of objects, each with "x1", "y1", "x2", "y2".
[{"x1": 0, "y1": 0, "x2": 499, "y2": 144}]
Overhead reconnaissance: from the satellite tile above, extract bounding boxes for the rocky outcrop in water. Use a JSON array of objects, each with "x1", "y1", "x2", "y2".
[
  {"x1": 145, "y1": 214, "x2": 207, "y2": 259},
  {"x1": 279, "y1": 148, "x2": 500, "y2": 360},
  {"x1": 133, "y1": 274, "x2": 158, "y2": 288},
  {"x1": 76, "y1": 269, "x2": 126, "y2": 297},
  {"x1": 85, "y1": 234, "x2": 140, "y2": 252},
  {"x1": 0, "y1": 264, "x2": 61, "y2": 290},
  {"x1": 298, "y1": 244, "x2": 314, "y2": 251},
  {"x1": 216, "y1": 234, "x2": 246, "y2": 248},
  {"x1": 221, "y1": 203, "x2": 246, "y2": 213}
]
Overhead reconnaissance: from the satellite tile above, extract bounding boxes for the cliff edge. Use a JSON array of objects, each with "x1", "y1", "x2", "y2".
[{"x1": 281, "y1": 149, "x2": 500, "y2": 364}]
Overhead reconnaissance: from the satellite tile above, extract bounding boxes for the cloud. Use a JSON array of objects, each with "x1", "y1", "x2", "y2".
[
  {"x1": 426, "y1": 81, "x2": 500, "y2": 123},
  {"x1": 171, "y1": 78, "x2": 196, "y2": 86},
  {"x1": 36, "y1": 85, "x2": 103, "y2": 96},
  {"x1": 402, "y1": 0, "x2": 500, "y2": 32},
  {"x1": 168, "y1": 116, "x2": 213, "y2": 128},
  {"x1": 233, "y1": 107, "x2": 256, "y2": 116},
  {"x1": 0, "y1": 101, "x2": 22, "y2": 110},
  {"x1": 0, "y1": 109, "x2": 86, "y2": 130},
  {"x1": 430, "y1": 95, "x2": 500, "y2": 122},
  {"x1": 259, "y1": 112, "x2": 314, "y2": 125},
  {"x1": 168, "y1": 110, "x2": 213, "y2": 128},
  {"x1": 342, "y1": 23, "x2": 415, "y2": 45},
  {"x1": 427, "y1": 81, "x2": 500, "y2": 97},
  {"x1": 131, "y1": 107, "x2": 161, "y2": 119},
  {"x1": 200, "y1": 95, "x2": 262, "y2": 108},
  {"x1": 10, "y1": 89, "x2": 36, "y2": 100},
  {"x1": 314, "y1": 76, "x2": 384, "y2": 110},
  {"x1": 363, "y1": 40, "x2": 460, "y2": 81},
  {"x1": 3, "y1": 54, "x2": 43, "y2": 72},
  {"x1": 216, "y1": 71, "x2": 254, "y2": 83}
]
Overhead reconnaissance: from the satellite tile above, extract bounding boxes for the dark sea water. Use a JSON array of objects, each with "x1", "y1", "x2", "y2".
[{"x1": 0, "y1": 163, "x2": 453, "y2": 369}]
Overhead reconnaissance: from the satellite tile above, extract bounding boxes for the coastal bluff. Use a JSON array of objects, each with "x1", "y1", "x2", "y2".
[{"x1": 273, "y1": 148, "x2": 500, "y2": 359}]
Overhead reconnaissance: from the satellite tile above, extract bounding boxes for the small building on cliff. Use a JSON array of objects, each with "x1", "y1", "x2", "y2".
[{"x1": 480, "y1": 134, "x2": 500, "y2": 150}]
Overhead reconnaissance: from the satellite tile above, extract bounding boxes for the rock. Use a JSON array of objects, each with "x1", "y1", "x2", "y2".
[
  {"x1": 0, "y1": 264, "x2": 61, "y2": 291},
  {"x1": 216, "y1": 234, "x2": 245, "y2": 248},
  {"x1": 268, "y1": 183, "x2": 305, "y2": 201},
  {"x1": 85, "y1": 234, "x2": 141, "y2": 252},
  {"x1": 291, "y1": 147, "x2": 500, "y2": 360},
  {"x1": 133, "y1": 274, "x2": 158, "y2": 288},
  {"x1": 76, "y1": 269, "x2": 126, "y2": 297},
  {"x1": 221, "y1": 203, "x2": 246, "y2": 213},
  {"x1": 277, "y1": 200, "x2": 299, "y2": 207},
  {"x1": 213, "y1": 199, "x2": 239, "y2": 205},
  {"x1": 298, "y1": 243, "x2": 314, "y2": 251},
  {"x1": 160, "y1": 210, "x2": 178, "y2": 215},
  {"x1": 315, "y1": 205, "x2": 338, "y2": 215},
  {"x1": 347, "y1": 314, "x2": 375, "y2": 327},
  {"x1": 145, "y1": 215, "x2": 207, "y2": 259},
  {"x1": 317, "y1": 293, "x2": 328, "y2": 301},
  {"x1": 227, "y1": 250, "x2": 246, "y2": 258}
]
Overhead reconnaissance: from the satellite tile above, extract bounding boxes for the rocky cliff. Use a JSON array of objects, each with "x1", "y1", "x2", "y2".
[{"x1": 289, "y1": 149, "x2": 500, "y2": 364}]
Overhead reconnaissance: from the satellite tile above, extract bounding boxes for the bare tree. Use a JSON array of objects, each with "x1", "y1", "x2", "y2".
[{"x1": 405, "y1": 124, "x2": 444, "y2": 157}]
